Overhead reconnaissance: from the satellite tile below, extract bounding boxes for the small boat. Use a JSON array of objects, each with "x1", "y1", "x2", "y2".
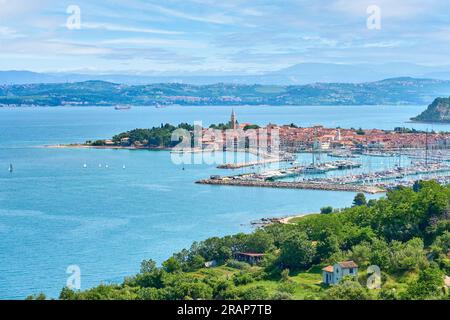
[
  {"x1": 303, "y1": 165, "x2": 326, "y2": 174},
  {"x1": 155, "y1": 104, "x2": 167, "y2": 109},
  {"x1": 114, "y1": 106, "x2": 131, "y2": 110},
  {"x1": 8, "y1": 164, "x2": 13, "y2": 173}
]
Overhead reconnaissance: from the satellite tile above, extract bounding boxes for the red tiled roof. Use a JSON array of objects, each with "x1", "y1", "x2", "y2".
[
  {"x1": 339, "y1": 260, "x2": 358, "y2": 268},
  {"x1": 322, "y1": 266, "x2": 334, "y2": 273},
  {"x1": 235, "y1": 252, "x2": 265, "y2": 257}
]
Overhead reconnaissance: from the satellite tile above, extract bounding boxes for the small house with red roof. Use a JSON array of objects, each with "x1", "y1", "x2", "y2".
[{"x1": 322, "y1": 260, "x2": 359, "y2": 285}]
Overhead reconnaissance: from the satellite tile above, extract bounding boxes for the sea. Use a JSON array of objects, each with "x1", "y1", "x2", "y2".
[{"x1": 0, "y1": 105, "x2": 449, "y2": 299}]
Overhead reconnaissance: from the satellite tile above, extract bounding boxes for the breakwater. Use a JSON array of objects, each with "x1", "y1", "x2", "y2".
[
  {"x1": 217, "y1": 158, "x2": 288, "y2": 169},
  {"x1": 196, "y1": 178, "x2": 385, "y2": 194}
]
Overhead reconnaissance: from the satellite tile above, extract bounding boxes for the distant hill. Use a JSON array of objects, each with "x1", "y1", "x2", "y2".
[
  {"x1": 1, "y1": 77, "x2": 450, "y2": 107},
  {"x1": 411, "y1": 97, "x2": 450, "y2": 123},
  {"x1": 3, "y1": 63, "x2": 450, "y2": 85}
]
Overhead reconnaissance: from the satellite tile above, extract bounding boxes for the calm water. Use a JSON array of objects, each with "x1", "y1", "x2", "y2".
[{"x1": 0, "y1": 105, "x2": 449, "y2": 299}]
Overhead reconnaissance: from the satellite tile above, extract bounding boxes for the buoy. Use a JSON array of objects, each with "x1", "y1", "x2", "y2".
[{"x1": 83, "y1": 163, "x2": 87, "y2": 168}]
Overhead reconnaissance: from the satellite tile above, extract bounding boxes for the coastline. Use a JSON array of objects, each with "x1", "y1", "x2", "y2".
[
  {"x1": 251, "y1": 212, "x2": 316, "y2": 227},
  {"x1": 408, "y1": 119, "x2": 450, "y2": 125},
  {"x1": 42, "y1": 144, "x2": 171, "y2": 151}
]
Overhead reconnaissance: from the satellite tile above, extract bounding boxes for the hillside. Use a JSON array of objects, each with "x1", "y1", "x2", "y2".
[
  {"x1": 1, "y1": 77, "x2": 450, "y2": 107},
  {"x1": 412, "y1": 97, "x2": 450, "y2": 123},
  {"x1": 36, "y1": 181, "x2": 450, "y2": 301}
]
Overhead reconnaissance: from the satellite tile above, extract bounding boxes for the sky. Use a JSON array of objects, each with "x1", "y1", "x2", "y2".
[{"x1": 1, "y1": 0, "x2": 450, "y2": 74}]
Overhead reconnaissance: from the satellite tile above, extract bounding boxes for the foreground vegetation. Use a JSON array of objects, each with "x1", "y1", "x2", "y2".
[{"x1": 30, "y1": 181, "x2": 450, "y2": 300}]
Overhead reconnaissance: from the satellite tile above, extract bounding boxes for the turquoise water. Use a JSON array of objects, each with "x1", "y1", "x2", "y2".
[{"x1": 0, "y1": 105, "x2": 449, "y2": 299}]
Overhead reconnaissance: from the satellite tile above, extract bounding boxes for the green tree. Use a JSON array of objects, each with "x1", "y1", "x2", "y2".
[
  {"x1": 353, "y1": 193, "x2": 367, "y2": 207},
  {"x1": 316, "y1": 230, "x2": 340, "y2": 261},
  {"x1": 320, "y1": 206, "x2": 333, "y2": 214},
  {"x1": 278, "y1": 233, "x2": 316, "y2": 270},
  {"x1": 244, "y1": 230, "x2": 274, "y2": 253},
  {"x1": 138, "y1": 287, "x2": 161, "y2": 300},
  {"x1": 162, "y1": 257, "x2": 182, "y2": 273},
  {"x1": 404, "y1": 265, "x2": 445, "y2": 300},
  {"x1": 324, "y1": 277, "x2": 372, "y2": 300},
  {"x1": 140, "y1": 259, "x2": 157, "y2": 274},
  {"x1": 388, "y1": 238, "x2": 428, "y2": 272},
  {"x1": 238, "y1": 286, "x2": 269, "y2": 300},
  {"x1": 26, "y1": 292, "x2": 47, "y2": 300}
]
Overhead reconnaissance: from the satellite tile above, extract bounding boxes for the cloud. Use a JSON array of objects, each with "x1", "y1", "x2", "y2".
[
  {"x1": 0, "y1": 38, "x2": 111, "y2": 56},
  {"x1": 330, "y1": 0, "x2": 446, "y2": 19},
  {"x1": 0, "y1": 0, "x2": 51, "y2": 20},
  {"x1": 0, "y1": 26, "x2": 24, "y2": 39},
  {"x1": 136, "y1": 2, "x2": 238, "y2": 25},
  {"x1": 101, "y1": 37, "x2": 207, "y2": 49},
  {"x1": 82, "y1": 22, "x2": 184, "y2": 35}
]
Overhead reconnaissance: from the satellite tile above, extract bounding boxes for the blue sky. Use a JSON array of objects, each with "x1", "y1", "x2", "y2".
[{"x1": 1, "y1": 0, "x2": 450, "y2": 74}]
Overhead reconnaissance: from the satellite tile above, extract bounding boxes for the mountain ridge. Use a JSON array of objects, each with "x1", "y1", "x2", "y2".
[
  {"x1": 3, "y1": 63, "x2": 450, "y2": 85},
  {"x1": 2, "y1": 77, "x2": 450, "y2": 107}
]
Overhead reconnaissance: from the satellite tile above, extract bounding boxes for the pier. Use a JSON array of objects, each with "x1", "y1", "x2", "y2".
[{"x1": 196, "y1": 178, "x2": 385, "y2": 194}]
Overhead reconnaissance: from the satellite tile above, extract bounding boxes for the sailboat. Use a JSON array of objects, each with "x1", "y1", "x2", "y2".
[
  {"x1": 304, "y1": 129, "x2": 326, "y2": 174},
  {"x1": 8, "y1": 164, "x2": 13, "y2": 173},
  {"x1": 114, "y1": 105, "x2": 131, "y2": 110}
]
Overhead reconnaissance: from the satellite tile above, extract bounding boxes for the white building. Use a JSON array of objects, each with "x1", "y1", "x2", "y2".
[{"x1": 322, "y1": 260, "x2": 359, "y2": 285}]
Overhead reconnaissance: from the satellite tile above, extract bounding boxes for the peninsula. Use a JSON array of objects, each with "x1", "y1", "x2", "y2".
[{"x1": 412, "y1": 97, "x2": 450, "y2": 123}]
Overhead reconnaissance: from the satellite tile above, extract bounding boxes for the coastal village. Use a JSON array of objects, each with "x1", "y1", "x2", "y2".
[
  {"x1": 77, "y1": 110, "x2": 450, "y2": 194},
  {"x1": 194, "y1": 111, "x2": 450, "y2": 194}
]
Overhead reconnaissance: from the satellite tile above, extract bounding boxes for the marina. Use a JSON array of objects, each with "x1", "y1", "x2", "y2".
[
  {"x1": 199, "y1": 161, "x2": 450, "y2": 193},
  {"x1": 200, "y1": 147, "x2": 450, "y2": 193}
]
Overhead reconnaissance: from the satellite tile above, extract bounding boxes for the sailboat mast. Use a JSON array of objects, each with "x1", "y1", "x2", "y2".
[
  {"x1": 425, "y1": 130, "x2": 429, "y2": 168},
  {"x1": 312, "y1": 128, "x2": 317, "y2": 166}
]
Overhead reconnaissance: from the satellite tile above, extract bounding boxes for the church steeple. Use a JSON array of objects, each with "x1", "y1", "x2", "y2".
[{"x1": 230, "y1": 109, "x2": 237, "y2": 130}]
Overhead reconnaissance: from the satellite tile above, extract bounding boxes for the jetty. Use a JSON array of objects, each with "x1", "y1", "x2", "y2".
[{"x1": 196, "y1": 178, "x2": 385, "y2": 194}]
